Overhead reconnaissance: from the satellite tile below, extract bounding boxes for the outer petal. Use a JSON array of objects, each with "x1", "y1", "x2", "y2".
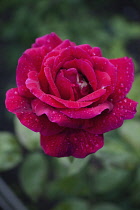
[
  {"x1": 18, "y1": 85, "x2": 34, "y2": 98},
  {"x1": 78, "y1": 44, "x2": 92, "y2": 52},
  {"x1": 5, "y1": 88, "x2": 32, "y2": 113},
  {"x1": 78, "y1": 44, "x2": 102, "y2": 57},
  {"x1": 84, "y1": 98, "x2": 138, "y2": 134},
  {"x1": 54, "y1": 39, "x2": 76, "y2": 50},
  {"x1": 16, "y1": 112, "x2": 64, "y2": 136},
  {"x1": 109, "y1": 57, "x2": 134, "y2": 102},
  {"x1": 90, "y1": 47, "x2": 102, "y2": 57},
  {"x1": 32, "y1": 32, "x2": 62, "y2": 49},
  {"x1": 5, "y1": 88, "x2": 63, "y2": 135},
  {"x1": 41, "y1": 129, "x2": 104, "y2": 158},
  {"x1": 32, "y1": 99, "x2": 84, "y2": 128},
  {"x1": 16, "y1": 46, "x2": 48, "y2": 86}
]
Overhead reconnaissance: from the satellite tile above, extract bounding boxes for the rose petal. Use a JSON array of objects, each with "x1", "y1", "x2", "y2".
[
  {"x1": 5, "y1": 88, "x2": 63, "y2": 135},
  {"x1": 109, "y1": 57, "x2": 134, "y2": 102},
  {"x1": 16, "y1": 46, "x2": 48, "y2": 87},
  {"x1": 44, "y1": 57, "x2": 61, "y2": 97},
  {"x1": 26, "y1": 71, "x2": 94, "y2": 108},
  {"x1": 54, "y1": 39, "x2": 76, "y2": 50},
  {"x1": 92, "y1": 56, "x2": 117, "y2": 91},
  {"x1": 60, "y1": 101, "x2": 113, "y2": 119},
  {"x1": 18, "y1": 85, "x2": 35, "y2": 98},
  {"x1": 55, "y1": 69, "x2": 75, "y2": 100},
  {"x1": 38, "y1": 66, "x2": 49, "y2": 94},
  {"x1": 78, "y1": 45, "x2": 102, "y2": 57},
  {"x1": 16, "y1": 112, "x2": 64, "y2": 136},
  {"x1": 78, "y1": 89, "x2": 106, "y2": 102},
  {"x1": 95, "y1": 70, "x2": 112, "y2": 102},
  {"x1": 32, "y1": 99, "x2": 84, "y2": 128},
  {"x1": 91, "y1": 47, "x2": 102, "y2": 57},
  {"x1": 54, "y1": 46, "x2": 93, "y2": 70},
  {"x1": 32, "y1": 32, "x2": 62, "y2": 49},
  {"x1": 63, "y1": 59, "x2": 97, "y2": 90},
  {"x1": 78, "y1": 44, "x2": 92, "y2": 52},
  {"x1": 41, "y1": 129, "x2": 104, "y2": 158},
  {"x1": 84, "y1": 98, "x2": 138, "y2": 134},
  {"x1": 5, "y1": 88, "x2": 32, "y2": 113},
  {"x1": 95, "y1": 70, "x2": 111, "y2": 89},
  {"x1": 26, "y1": 71, "x2": 65, "y2": 108}
]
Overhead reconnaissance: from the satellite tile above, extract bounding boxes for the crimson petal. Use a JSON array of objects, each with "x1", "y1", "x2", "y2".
[
  {"x1": 41, "y1": 129, "x2": 104, "y2": 158},
  {"x1": 16, "y1": 112, "x2": 64, "y2": 136},
  {"x1": 54, "y1": 46, "x2": 93, "y2": 70},
  {"x1": 109, "y1": 57, "x2": 134, "y2": 102},
  {"x1": 90, "y1": 47, "x2": 102, "y2": 56},
  {"x1": 60, "y1": 101, "x2": 113, "y2": 119},
  {"x1": 32, "y1": 32, "x2": 62, "y2": 49},
  {"x1": 32, "y1": 99, "x2": 84, "y2": 128},
  {"x1": 26, "y1": 71, "x2": 94, "y2": 108},
  {"x1": 54, "y1": 39, "x2": 76, "y2": 50},
  {"x1": 55, "y1": 69, "x2": 75, "y2": 100},
  {"x1": 92, "y1": 56, "x2": 117, "y2": 91},
  {"x1": 5, "y1": 88, "x2": 63, "y2": 135},
  {"x1": 79, "y1": 45, "x2": 102, "y2": 56},
  {"x1": 84, "y1": 98, "x2": 138, "y2": 134},
  {"x1": 44, "y1": 57, "x2": 61, "y2": 97},
  {"x1": 5, "y1": 88, "x2": 32, "y2": 113},
  {"x1": 78, "y1": 89, "x2": 106, "y2": 102},
  {"x1": 95, "y1": 70, "x2": 112, "y2": 102},
  {"x1": 16, "y1": 46, "x2": 48, "y2": 94},
  {"x1": 64, "y1": 59, "x2": 97, "y2": 90}
]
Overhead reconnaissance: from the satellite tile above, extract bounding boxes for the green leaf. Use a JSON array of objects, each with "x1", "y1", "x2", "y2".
[
  {"x1": 46, "y1": 174, "x2": 90, "y2": 200},
  {"x1": 95, "y1": 137, "x2": 138, "y2": 170},
  {"x1": 0, "y1": 132, "x2": 22, "y2": 171},
  {"x1": 68, "y1": 155, "x2": 91, "y2": 175},
  {"x1": 19, "y1": 152, "x2": 48, "y2": 200},
  {"x1": 93, "y1": 167, "x2": 130, "y2": 194},
  {"x1": 53, "y1": 157, "x2": 72, "y2": 179},
  {"x1": 119, "y1": 120, "x2": 140, "y2": 157},
  {"x1": 14, "y1": 117, "x2": 40, "y2": 150},
  {"x1": 52, "y1": 199, "x2": 89, "y2": 210},
  {"x1": 91, "y1": 203, "x2": 123, "y2": 210},
  {"x1": 53, "y1": 155, "x2": 90, "y2": 178},
  {"x1": 130, "y1": 166, "x2": 140, "y2": 205}
]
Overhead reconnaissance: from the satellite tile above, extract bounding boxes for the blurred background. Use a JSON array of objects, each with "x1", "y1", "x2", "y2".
[{"x1": 0, "y1": 0, "x2": 140, "y2": 209}]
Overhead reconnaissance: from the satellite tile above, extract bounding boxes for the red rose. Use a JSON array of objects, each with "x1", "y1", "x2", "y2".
[{"x1": 5, "y1": 32, "x2": 138, "y2": 158}]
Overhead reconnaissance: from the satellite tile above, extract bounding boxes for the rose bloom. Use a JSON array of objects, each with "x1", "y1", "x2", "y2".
[{"x1": 5, "y1": 32, "x2": 138, "y2": 158}]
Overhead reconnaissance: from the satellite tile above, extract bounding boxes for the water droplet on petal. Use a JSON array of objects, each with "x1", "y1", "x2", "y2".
[
  {"x1": 120, "y1": 83, "x2": 124, "y2": 87},
  {"x1": 125, "y1": 88, "x2": 128, "y2": 92}
]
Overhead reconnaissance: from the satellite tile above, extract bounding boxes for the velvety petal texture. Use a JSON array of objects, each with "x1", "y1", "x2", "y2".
[
  {"x1": 41, "y1": 129, "x2": 104, "y2": 158},
  {"x1": 5, "y1": 32, "x2": 138, "y2": 158}
]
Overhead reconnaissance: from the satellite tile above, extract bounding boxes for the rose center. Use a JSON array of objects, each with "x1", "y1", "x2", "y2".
[{"x1": 64, "y1": 68, "x2": 92, "y2": 100}]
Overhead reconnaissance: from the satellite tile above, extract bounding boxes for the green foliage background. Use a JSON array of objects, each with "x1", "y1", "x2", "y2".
[{"x1": 0, "y1": 0, "x2": 140, "y2": 209}]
